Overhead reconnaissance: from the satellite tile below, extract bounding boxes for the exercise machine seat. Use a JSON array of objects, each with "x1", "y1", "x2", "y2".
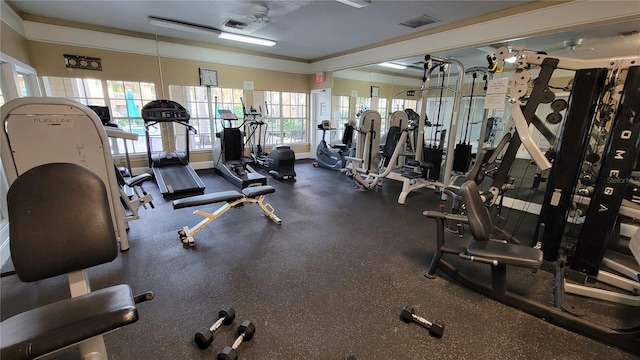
[
  {"x1": 467, "y1": 239, "x2": 543, "y2": 268},
  {"x1": 0, "y1": 163, "x2": 146, "y2": 359},
  {"x1": 1, "y1": 285, "x2": 138, "y2": 359},
  {"x1": 460, "y1": 180, "x2": 542, "y2": 267}
]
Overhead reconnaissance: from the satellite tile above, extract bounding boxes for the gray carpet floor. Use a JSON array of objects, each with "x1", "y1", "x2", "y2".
[{"x1": 1, "y1": 160, "x2": 639, "y2": 359}]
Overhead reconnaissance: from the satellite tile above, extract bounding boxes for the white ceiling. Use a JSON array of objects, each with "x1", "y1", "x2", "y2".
[
  {"x1": 6, "y1": 0, "x2": 640, "y2": 75},
  {"x1": 6, "y1": 0, "x2": 540, "y2": 61}
]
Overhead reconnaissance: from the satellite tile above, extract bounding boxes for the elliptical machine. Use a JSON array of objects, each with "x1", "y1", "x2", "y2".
[
  {"x1": 244, "y1": 100, "x2": 296, "y2": 180},
  {"x1": 312, "y1": 120, "x2": 354, "y2": 170},
  {"x1": 212, "y1": 98, "x2": 266, "y2": 189}
]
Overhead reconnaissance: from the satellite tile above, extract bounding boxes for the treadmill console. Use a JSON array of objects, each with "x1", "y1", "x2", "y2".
[
  {"x1": 142, "y1": 100, "x2": 190, "y2": 122},
  {"x1": 218, "y1": 109, "x2": 239, "y2": 121}
]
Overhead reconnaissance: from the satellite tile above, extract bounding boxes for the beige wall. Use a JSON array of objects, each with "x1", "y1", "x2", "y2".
[
  {"x1": 25, "y1": 40, "x2": 313, "y2": 166},
  {"x1": 1, "y1": 21, "x2": 30, "y2": 65},
  {"x1": 27, "y1": 41, "x2": 310, "y2": 94}
]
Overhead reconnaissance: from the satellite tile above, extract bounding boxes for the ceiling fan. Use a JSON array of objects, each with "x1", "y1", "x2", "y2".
[
  {"x1": 556, "y1": 38, "x2": 595, "y2": 52},
  {"x1": 248, "y1": 5, "x2": 270, "y2": 23}
]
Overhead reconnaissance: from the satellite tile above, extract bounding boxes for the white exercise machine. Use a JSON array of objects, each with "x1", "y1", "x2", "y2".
[{"x1": 1, "y1": 97, "x2": 130, "y2": 251}]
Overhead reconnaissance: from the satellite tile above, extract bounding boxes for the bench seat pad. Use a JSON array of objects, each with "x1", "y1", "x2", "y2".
[
  {"x1": 1, "y1": 284, "x2": 138, "y2": 360},
  {"x1": 242, "y1": 185, "x2": 275, "y2": 198},
  {"x1": 467, "y1": 239, "x2": 543, "y2": 268},
  {"x1": 172, "y1": 190, "x2": 244, "y2": 209}
]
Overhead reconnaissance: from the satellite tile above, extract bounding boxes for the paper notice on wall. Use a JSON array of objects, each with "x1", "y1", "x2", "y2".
[
  {"x1": 486, "y1": 78, "x2": 510, "y2": 94},
  {"x1": 485, "y1": 94, "x2": 507, "y2": 109},
  {"x1": 484, "y1": 78, "x2": 510, "y2": 110}
]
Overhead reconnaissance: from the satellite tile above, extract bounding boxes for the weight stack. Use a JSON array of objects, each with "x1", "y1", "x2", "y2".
[
  {"x1": 423, "y1": 146, "x2": 443, "y2": 181},
  {"x1": 452, "y1": 143, "x2": 472, "y2": 172}
]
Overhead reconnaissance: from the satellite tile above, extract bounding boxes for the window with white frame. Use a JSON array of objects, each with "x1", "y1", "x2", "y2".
[
  {"x1": 106, "y1": 80, "x2": 158, "y2": 153},
  {"x1": 391, "y1": 98, "x2": 418, "y2": 113},
  {"x1": 376, "y1": 98, "x2": 389, "y2": 134},
  {"x1": 355, "y1": 97, "x2": 371, "y2": 119},
  {"x1": 41, "y1": 77, "x2": 157, "y2": 154},
  {"x1": 42, "y1": 76, "x2": 106, "y2": 105},
  {"x1": 331, "y1": 95, "x2": 351, "y2": 142},
  {"x1": 258, "y1": 91, "x2": 307, "y2": 145},
  {"x1": 168, "y1": 85, "x2": 244, "y2": 151}
]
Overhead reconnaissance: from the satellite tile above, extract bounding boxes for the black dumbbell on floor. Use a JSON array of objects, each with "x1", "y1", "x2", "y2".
[
  {"x1": 217, "y1": 320, "x2": 256, "y2": 360},
  {"x1": 400, "y1": 305, "x2": 445, "y2": 338},
  {"x1": 195, "y1": 307, "x2": 236, "y2": 349}
]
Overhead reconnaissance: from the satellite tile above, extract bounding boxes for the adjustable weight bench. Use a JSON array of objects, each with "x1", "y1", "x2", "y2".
[{"x1": 172, "y1": 185, "x2": 282, "y2": 246}]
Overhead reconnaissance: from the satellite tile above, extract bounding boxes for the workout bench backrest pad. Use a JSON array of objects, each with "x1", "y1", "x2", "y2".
[
  {"x1": 356, "y1": 110, "x2": 382, "y2": 169},
  {"x1": 0, "y1": 97, "x2": 128, "y2": 250}
]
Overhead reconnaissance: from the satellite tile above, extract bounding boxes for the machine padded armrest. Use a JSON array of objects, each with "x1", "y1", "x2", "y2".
[
  {"x1": 423, "y1": 210, "x2": 446, "y2": 220},
  {"x1": 466, "y1": 239, "x2": 543, "y2": 268},
  {"x1": 423, "y1": 211, "x2": 468, "y2": 223},
  {"x1": 172, "y1": 191, "x2": 244, "y2": 209},
  {"x1": 0, "y1": 284, "x2": 138, "y2": 360},
  {"x1": 125, "y1": 173, "x2": 152, "y2": 188},
  {"x1": 442, "y1": 186, "x2": 461, "y2": 198},
  {"x1": 242, "y1": 185, "x2": 276, "y2": 198}
]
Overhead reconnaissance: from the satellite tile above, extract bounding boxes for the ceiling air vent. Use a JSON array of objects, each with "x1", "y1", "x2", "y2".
[
  {"x1": 223, "y1": 19, "x2": 248, "y2": 30},
  {"x1": 399, "y1": 14, "x2": 438, "y2": 29}
]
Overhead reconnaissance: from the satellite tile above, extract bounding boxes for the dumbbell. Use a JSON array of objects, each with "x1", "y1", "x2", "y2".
[
  {"x1": 194, "y1": 307, "x2": 236, "y2": 349},
  {"x1": 400, "y1": 305, "x2": 445, "y2": 338},
  {"x1": 217, "y1": 320, "x2": 256, "y2": 360}
]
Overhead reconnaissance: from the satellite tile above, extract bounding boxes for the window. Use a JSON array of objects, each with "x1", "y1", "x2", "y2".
[
  {"x1": 375, "y1": 98, "x2": 389, "y2": 134},
  {"x1": 169, "y1": 85, "x2": 244, "y2": 151},
  {"x1": 258, "y1": 91, "x2": 307, "y2": 145},
  {"x1": 169, "y1": 86, "x2": 210, "y2": 151},
  {"x1": 331, "y1": 95, "x2": 351, "y2": 142},
  {"x1": 41, "y1": 77, "x2": 157, "y2": 155},
  {"x1": 42, "y1": 77, "x2": 105, "y2": 105},
  {"x1": 106, "y1": 81, "x2": 157, "y2": 153},
  {"x1": 354, "y1": 97, "x2": 371, "y2": 119},
  {"x1": 391, "y1": 98, "x2": 418, "y2": 113}
]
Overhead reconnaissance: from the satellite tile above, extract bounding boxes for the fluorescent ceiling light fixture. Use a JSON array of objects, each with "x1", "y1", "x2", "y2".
[
  {"x1": 378, "y1": 62, "x2": 407, "y2": 70},
  {"x1": 336, "y1": 0, "x2": 371, "y2": 8},
  {"x1": 149, "y1": 16, "x2": 220, "y2": 36},
  {"x1": 218, "y1": 32, "x2": 276, "y2": 47},
  {"x1": 149, "y1": 16, "x2": 276, "y2": 47}
]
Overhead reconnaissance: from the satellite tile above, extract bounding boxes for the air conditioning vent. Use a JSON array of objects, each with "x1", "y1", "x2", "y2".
[
  {"x1": 399, "y1": 14, "x2": 438, "y2": 29},
  {"x1": 223, "y1": 19, "x2": 248, "y2": 30}
]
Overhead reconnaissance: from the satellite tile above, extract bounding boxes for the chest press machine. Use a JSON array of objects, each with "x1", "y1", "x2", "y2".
[{"x1": 172, "y1": 185, "x2": 281, "y2": 246}]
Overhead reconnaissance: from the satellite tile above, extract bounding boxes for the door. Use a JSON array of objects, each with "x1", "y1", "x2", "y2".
[{"x1": 310, "y1": 88, "x2": 331, "y2": 155}]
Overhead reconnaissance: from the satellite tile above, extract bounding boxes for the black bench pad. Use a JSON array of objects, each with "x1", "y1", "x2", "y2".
[
  {"x1": 1, "y1": 284, "x2": 138, "y2": 360},
  {"x1": 242, "y1": 185, "x2": 275, "y2": 198},
  {"x1": 172, "y1": 190, "x2": 244, "y2": 209},
  {"x1": 467, "y1": 240, "x2": 543, "y2": 268}
]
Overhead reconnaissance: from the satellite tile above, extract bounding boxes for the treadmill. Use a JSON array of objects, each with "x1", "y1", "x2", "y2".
[{"x1": 141, "y1": 100, "x2": 206, "y2": 198}]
